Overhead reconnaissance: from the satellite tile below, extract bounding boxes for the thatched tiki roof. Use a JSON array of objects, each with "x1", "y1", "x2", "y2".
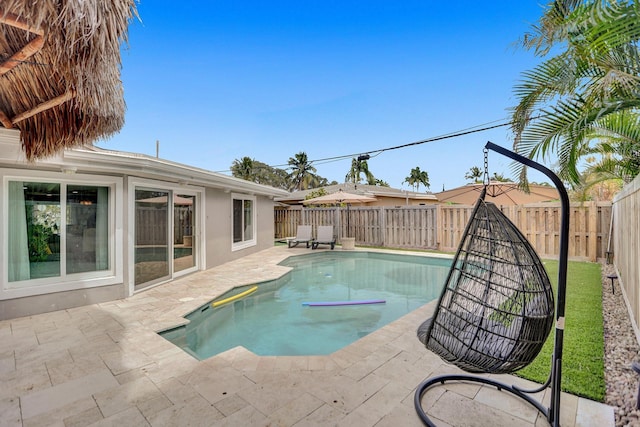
[{"x1": 0, "y1": 1, "x2": 138, "y2": 159}]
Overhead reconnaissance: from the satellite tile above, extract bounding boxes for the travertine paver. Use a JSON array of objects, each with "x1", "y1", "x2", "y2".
[
  {"x1": 0, "y1": 397, "x2": 21, "y2": 427},
  {"x1": 0, "y1": 246, "x2": 615, "y2": 426},
  {"x1": 21, "y1": 371, "x2": 117, "y2": 419}
]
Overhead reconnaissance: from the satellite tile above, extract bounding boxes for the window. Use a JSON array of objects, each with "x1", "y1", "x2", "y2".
[
  {"x1": 8, "y1": 181, "x2": 61, "y2": 281},
  {"x1": 232, "y1": 194, "x2": 255, "y2": 250},
  {"x1": 5, "y1": 176, "x2": 117, "y2": 293},
  {"x1": 66, "y1": 185, "x2": 109, "y2": 274}
]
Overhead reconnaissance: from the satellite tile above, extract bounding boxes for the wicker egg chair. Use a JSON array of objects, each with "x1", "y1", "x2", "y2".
[
  {"x1": 414, "y1": 142, "x2": 571, "y2": 427},
  {"x1": 417, "y1": 189, "x2": 555, "y2": 374}
]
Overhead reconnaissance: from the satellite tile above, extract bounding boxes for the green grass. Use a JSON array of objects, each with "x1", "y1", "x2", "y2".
[{"x1": 516, "y1": 260, "x2": 605, "y2": 402}]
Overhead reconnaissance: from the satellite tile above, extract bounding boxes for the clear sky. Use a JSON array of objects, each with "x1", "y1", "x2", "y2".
[{"x1": 99, "y1": 1, "x2": 552, "y2": 191}]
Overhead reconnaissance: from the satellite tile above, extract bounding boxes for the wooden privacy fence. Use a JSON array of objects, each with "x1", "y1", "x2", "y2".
[
  {"x1": 612, "y1": 176, "x2": 640, "y2": 334},
  {"x1": 136, "y1": 206, "x2": 167, "y2": 245},
  {"x1": 275, "y1": 201, "x2": 612, "y2": 262}
]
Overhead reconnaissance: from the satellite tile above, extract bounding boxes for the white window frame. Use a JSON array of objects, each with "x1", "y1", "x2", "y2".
[
  {"x1": 1, "y1": 169, "x2": 123, "y2": 300},
  {"x1": 231, "y1": 193, "x2": 256, "y2": 251}
]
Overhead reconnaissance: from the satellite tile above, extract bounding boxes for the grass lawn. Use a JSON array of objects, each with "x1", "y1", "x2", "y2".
[{"x1": 516, "y1": 260, "x2": 605, "y2": 402}]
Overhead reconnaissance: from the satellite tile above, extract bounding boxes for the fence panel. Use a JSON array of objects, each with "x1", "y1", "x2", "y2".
[
  {"x1": 274, "y1": 207, "x2": 300, "y2": 238},
  {"x1": 613, "y1": 177, "x2": 640, "y2": 333},
  {"x1": 275, "y1": 202, "x2": 611, "y2": 261},
  {"x1": 343, "y1": 207, "x2": 383, "y2": 245},
  {"x1": 437, "y1": 205, "x2": 472, "y2": 252},
  {"x1": 136, "y1": 206, "x2": 167, "y2": 245},
  {"x1": 382, "y1": 206, "x2": 438, "y2": 249}
]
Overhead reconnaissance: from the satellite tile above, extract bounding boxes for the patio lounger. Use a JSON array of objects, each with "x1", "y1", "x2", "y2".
[
  {"x1": 312, "y1": 225, "x2": 336, "y2": 250},
  {"x1": 288, "y1": 225, "x2": 313, "y2": 248}
]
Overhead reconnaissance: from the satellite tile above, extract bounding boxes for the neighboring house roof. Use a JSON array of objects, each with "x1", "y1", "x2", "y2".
[
  {"x1": 0, "y1": 128, "x2": 290, "y2": 198},
  {"x1": 276, "y1": 183, "x2": 437, "y2": 204},
  {"x1": 0, "y1": 1, "x2": 137, "y2": 159},
  {"x1": 435, "y1": 182, "x2": 559, "y2": 205}
]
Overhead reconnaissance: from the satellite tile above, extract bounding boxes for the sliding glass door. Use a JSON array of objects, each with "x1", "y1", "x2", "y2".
[
  {"x1": 133, "y1": 187, "x2": 199, "y2": 291},
  {"x1": 134, "y1": 189, "x2": 170, "y2": 290},
  {"x1": 174, "y1": 194, "x2": 195, "y2": 274}
]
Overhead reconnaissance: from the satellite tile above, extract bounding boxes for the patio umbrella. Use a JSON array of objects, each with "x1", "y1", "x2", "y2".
[
  {"x1": 435, "y1": 182, "x2": 559, "y2": 206},
  {"x1": 137, "y1": 194, "x2": 194, "y2": 205},
  {"x1": 303, "y1": 189, "x2": 376, "y2": 237}
]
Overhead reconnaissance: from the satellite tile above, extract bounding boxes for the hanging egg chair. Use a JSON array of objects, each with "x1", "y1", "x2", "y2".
[
  {"x1": 415, "y1": 142, "x2": 570, "y2": 427},
  {"x1": 418, "y1": 187, "x2": 555, "y2": 374}
]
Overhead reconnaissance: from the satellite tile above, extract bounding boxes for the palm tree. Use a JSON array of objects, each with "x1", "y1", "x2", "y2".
[
  {"x1": 288, "y1": 152, "x2": 319, "y2": 191},
  {"x1": 230, "y1": 157, "x2": 255, "y2": 181},
  {"x1": 465, "y1": 166, "x2": 483, "y2": 183},
  {"x1": 345, "y1": 158, "x2": 376, "y2": 185},
  {"x1": 577, "y1": 111, "x2": 640, "y2": 182},
  {"x1": 511, "y1": 0, "x2": 640, "y2": 186},
  {"x1": 491, "y1": 172, "x2": 513, "y2": 182},
  {"x1": 404, "y1": 167, "x2": 430, "y2": 192}
]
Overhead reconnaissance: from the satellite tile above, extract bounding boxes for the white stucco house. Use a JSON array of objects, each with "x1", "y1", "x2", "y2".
[{"x1": 0, "y1": 128, "x2": 289, "y2": 320}]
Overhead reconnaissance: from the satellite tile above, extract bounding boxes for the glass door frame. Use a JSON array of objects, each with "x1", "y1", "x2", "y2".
[
  {"x1": 172, "y1": 192, "x2": 198, "y2": 278},
  {"x1": 133, "y1": 186, "x2": 171, "y2": 291},
  {"x1": 128, "y1": 179, "x2": 203, "y2": 295}
]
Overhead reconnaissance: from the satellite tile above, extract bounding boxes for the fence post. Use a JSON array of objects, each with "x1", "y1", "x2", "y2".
[
  {"x1": 335, "y1": 207, "x2": 342, "y2": 242},
  {"x1": 436, "y1": 204, "x2": 443, "y2": 250},
  {"x1": 379, "y1": 206, "x2": 386, "y2": 247},
  {"x1": 588, "y1": 201, "x2": 597, "y2": 262}
]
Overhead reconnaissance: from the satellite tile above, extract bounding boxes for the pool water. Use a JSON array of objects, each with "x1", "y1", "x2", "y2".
[{"x1": 160, "y1": 251, "x2": 451, "y2": 359}]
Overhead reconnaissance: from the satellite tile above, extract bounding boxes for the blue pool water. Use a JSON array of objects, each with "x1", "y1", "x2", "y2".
[{"x1": 160, "y1": 251, "x2": 451, "y2": 359}]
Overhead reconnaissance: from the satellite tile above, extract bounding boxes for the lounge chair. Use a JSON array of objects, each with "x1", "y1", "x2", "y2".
[
  {"x1": 312, "y1": 225, "x2": 336, "y2": 250},
  {"x1": 287, "y1": 225, "x2": 313, "y2": 248}
]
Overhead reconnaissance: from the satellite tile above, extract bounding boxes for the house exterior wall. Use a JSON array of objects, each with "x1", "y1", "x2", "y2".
[
  {"x1": 0, "y1": 128, "x2": 286, "y2": 320},
  {"x1": 0, "y1": 284, "x2": 124, "y2": 320},
  {"x1": 204, "y1": 187, "x2": 276, "y2": 268},
  {"x1": 0, "y1": 159, "x2": 125, "y2": 319}
]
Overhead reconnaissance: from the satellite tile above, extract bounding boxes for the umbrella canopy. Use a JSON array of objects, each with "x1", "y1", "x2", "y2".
[
  {"x1": 1, "y1": 1, "x2": 138, "y2": 159},
  {"x1": 137, "y1": 195, "x2": 194, "y2": 206},
  {"x1": 303, "y1": 189, "x2": 377, "y2": 205},
  {"x1": 435, "y1": 182, "x2": 559, "y2": 206},
  {"x1": 303, "y1": 189, "x2": 376, "y2": 239}
]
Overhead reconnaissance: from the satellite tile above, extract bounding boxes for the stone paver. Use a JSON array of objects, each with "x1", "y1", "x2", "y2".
[{"x1": 0, "y1": 246, "x2": 614, "y2": 426}]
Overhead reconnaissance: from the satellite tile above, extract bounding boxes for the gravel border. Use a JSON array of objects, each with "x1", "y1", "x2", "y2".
[{"x1": 601, "y1": 262, "x2": 640, "y2": 426}]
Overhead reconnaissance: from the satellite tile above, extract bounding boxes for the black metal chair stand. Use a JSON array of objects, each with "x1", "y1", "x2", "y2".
[{"x1": 414, "y1": 142, "x2": 570, "y2": 427}]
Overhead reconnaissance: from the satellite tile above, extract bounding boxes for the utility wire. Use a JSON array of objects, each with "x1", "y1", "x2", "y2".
[{"x1": 217, "y1": 118, "x2": 514, "y2": 173}]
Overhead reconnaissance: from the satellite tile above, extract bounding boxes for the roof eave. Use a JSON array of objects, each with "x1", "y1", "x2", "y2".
[{"x1": 61, "y1": 147, "x2": 289, "y2": 198}]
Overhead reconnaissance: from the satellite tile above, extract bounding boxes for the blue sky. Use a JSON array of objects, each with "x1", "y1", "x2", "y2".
[{"x1": 100, "y1": 1, "x2": 552, "y2": 190}]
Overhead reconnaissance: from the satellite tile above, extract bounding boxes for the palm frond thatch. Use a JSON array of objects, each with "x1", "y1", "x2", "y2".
[{"x1": 0, "y1": 0, "x2": 138, "y2": 159}]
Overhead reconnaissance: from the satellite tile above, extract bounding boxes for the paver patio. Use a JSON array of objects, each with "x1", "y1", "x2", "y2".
[{"x1": 0, "y1": 246, "x2": 614, "y2": 426}]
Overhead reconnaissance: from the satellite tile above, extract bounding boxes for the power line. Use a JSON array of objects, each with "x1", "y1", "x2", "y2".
[{"x1": 217, "y1": 118, "x2": 513, "y2": 173}]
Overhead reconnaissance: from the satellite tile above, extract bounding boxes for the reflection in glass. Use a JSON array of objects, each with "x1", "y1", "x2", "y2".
[
  {"x1": 244, "y1": 200, "x2": 253, "y2": 241},
  {"x1": 232, "y1": 198, "x2": 254, "y2": 244},
  {"x1": 174, "y1": 194, "x2": 195, "y2": 273},
  {"x1": 8, "y1": 181, "x2": 61, "y2": 281},
  {"x1": 233, "y1": 199, "x2": 243, "y2": 243},
  {"x1": 66, "y1": 185, "x2": 109, "y2": 274},
  {"x1": 135, "y1": 189, "x2": 169, "y2": 288}
]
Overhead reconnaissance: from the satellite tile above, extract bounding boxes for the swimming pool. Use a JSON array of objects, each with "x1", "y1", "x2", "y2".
[{"x1": 160, "y1": 251, "x2": 451, "y2": 359}]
